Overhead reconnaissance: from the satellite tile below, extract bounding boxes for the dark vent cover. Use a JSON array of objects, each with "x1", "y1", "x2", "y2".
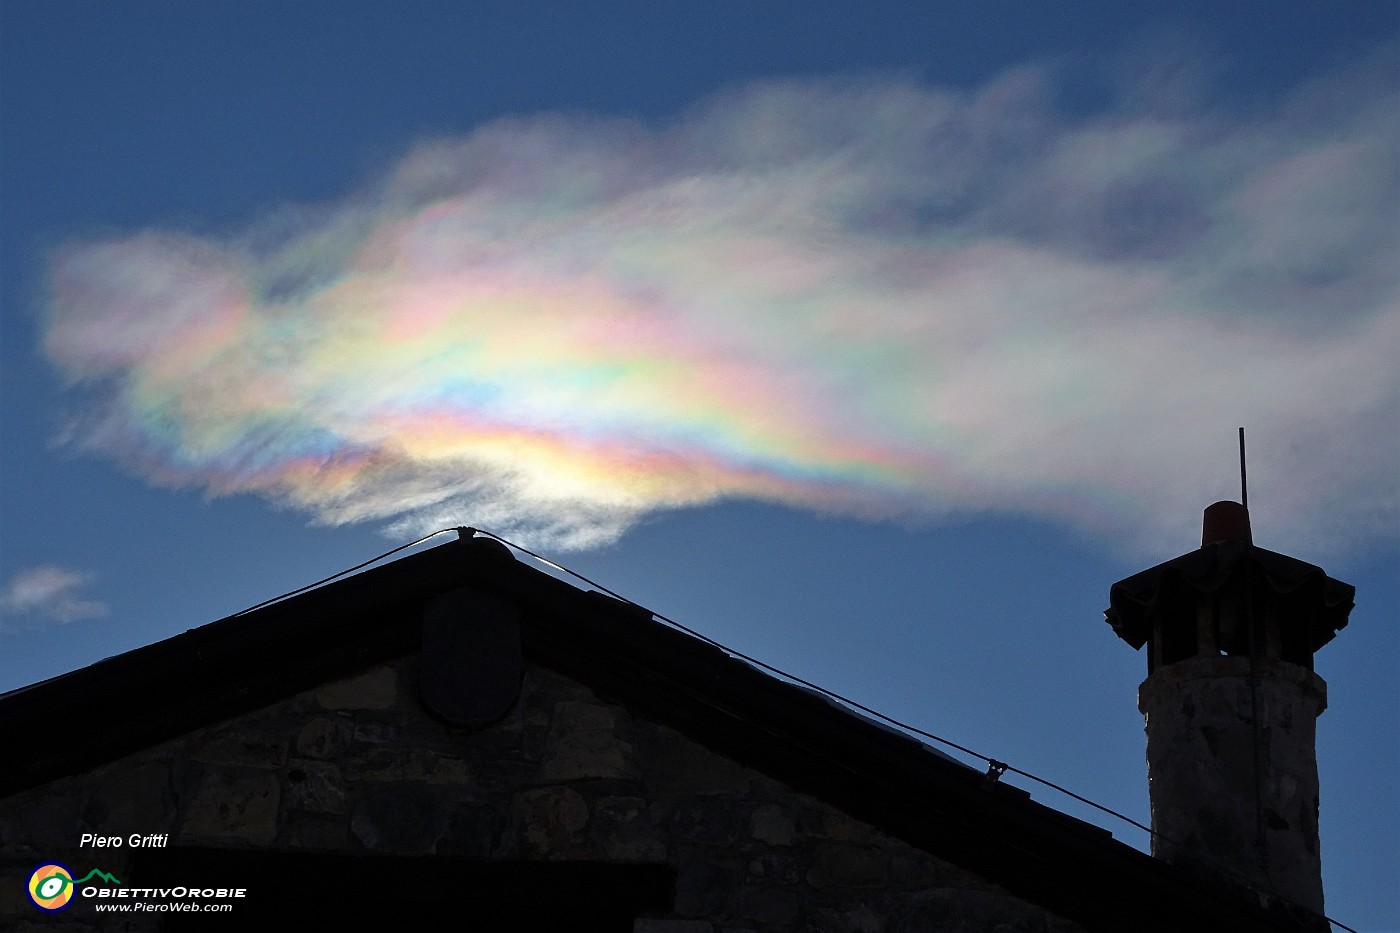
[{"x1": 420, "y1": 586, "x2": 523, "y2": 727}]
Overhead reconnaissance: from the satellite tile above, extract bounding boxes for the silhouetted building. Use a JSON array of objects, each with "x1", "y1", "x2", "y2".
[{"x1": 2, "y1": 526, "x2": 1344, "y2": 930}]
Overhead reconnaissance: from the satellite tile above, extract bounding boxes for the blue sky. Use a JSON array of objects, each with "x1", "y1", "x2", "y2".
[{"x1": 1, "y1": 3, "x2": 1396, "y2": 929}]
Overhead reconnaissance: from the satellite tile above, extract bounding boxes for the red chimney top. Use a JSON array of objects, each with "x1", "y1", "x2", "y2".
[{"x1": 1201, "y1": 500, "x2": 1252, "y2": 546}]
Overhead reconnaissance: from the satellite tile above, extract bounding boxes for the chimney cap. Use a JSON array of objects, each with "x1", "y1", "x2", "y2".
[
  {"x1": 1202, "y1": 500, "x2": 1251, "y2": 547},
  {"x1": 1105, "y1": 529, "x2": 1354, "y2": 658}
]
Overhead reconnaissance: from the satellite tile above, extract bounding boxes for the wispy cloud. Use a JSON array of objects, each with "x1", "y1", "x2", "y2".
[
  {"x1": 41, "y1": 46, "x2": 1398, "y2": 556},
  {"x1": 1, "y1": 566, "x2": 107, "y2": 627}
]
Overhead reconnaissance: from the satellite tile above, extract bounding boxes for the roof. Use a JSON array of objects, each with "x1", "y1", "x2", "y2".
[{"x1": 1, "y1": 531, "x2": 1312, "y2": 932}]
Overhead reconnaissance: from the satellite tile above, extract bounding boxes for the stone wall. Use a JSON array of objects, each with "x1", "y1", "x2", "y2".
[
  {"x1": 1140, "y1": 655, "x2": 1326, "y2": 916},
  {"x1": 2, "y1": 655, "x2": 1087, "y2": 932}
]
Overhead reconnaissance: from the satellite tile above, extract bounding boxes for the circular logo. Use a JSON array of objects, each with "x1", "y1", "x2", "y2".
[{"x1": 27, "y1": 862, "x2": 76, "y2": 912}]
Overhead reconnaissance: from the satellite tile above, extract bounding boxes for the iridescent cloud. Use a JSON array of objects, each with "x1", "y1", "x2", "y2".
[{"x1": 43, "y1": 50, "x2": 1399, "y2": 554}]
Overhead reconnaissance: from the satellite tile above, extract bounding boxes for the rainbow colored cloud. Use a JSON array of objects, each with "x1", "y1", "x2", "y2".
[{"x1": 43, "y1": 54, "x2": 1399, "y2": 554}]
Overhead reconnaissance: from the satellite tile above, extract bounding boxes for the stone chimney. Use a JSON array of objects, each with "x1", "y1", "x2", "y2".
[{"x1": 1104, "y1": 501, "x2": 1354, "y2": 922}]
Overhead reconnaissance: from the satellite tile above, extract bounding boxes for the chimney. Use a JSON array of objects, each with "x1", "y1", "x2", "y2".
[{"x1": 1104, "y1": 501, "x2": 1354, "y2": 922}]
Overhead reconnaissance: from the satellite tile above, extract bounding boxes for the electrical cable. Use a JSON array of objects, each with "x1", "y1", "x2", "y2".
[
  {"x1": 470, "y1": 528, "x2": 1148, "y2": 820},
  {"x1": 471, "y1": 526, "x2": 1358, "y2": 933}
]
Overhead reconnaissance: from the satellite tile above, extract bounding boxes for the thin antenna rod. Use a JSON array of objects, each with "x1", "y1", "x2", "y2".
[{"x1": 1238, "y1": 427, "x2": 1248, "y2": 510}]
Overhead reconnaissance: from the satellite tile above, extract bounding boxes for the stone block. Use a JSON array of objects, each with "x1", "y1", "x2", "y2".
[
  {"x1": 344, "y1": 747, "x2": 472, "y2": 784},
  {"x1": 592, "y1": 796, "x2": 667, "y2": 861},
  {"x1": 180, "y1": 771, "x2": 279, "y2": 844},
  {"x1": 537, "y1": 700, "x2": 637, "y2": 781},
  {"x1": 352, "y1": 722, "x2": 398, "y2": 744},
  {"x1": 512, "y1": 786, "x2": 589, "y2": 858},
  {"x1": 807, "y1": 844, "x2": 889, "y2": 888},
  {"x1": 807, "y1": 905, "x2": 885, "y2": 933},
  {"x1": 750, "y1": 803, "x2": 794, "y2": 845},
  {"x1": 350, "y1": 784, "x2": 442, "y2": 853},
  {"x1": 438, "y1": 803, "x2": 508, "y2": 858},
  {"x1": 280, "y1": 812, "x2": 349, "y2": 849},
  {"x1": 285, "y1": 760, "x2": 347, "y2": 814},
  {"x1": 472, "y1": 757, "x2": 540, "y2": 792},
  {"x1": 296, "y1": 717, "x2": 352, "y2": 758},
  {"x1": 823, "y1": 811, "x2": 879, "y2": 844},
  {"x1": 732, "y1": 885, "x2": 802, "y2": 924},
  {"x1": 746, "y1": 853, "x2": 801, "y2": 885},
  {"x1": 674, "y1": 859, "x2": 743, "y2": 917},
  {"x1": 540, "y1": 728, "x2": 637, "y2": 781},
  {"x1": 891, "y1": 852, "x2": 962, "y2": 887},
  {"x1": 551, "y1": 699, "x2": 622, "y2": 732},
  {"x1": 668, "y1": 801, "x2": 744, "y2": 848},
  {"x1": 418, "y1": 751, "x2": 474, "y2": 786},
  {"x1": 187, "y1": 728, "x2": 288, "y2": 768}
]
